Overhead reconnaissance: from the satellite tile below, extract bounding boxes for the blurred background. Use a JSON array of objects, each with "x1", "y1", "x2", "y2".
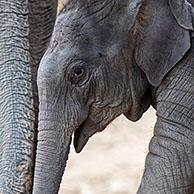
[
  {"x1": 57, "y1": 2, "x2": 156, "y2": 194},
  {"x1": 59, "y1": 108, "x2": 156, "y2": 194}
]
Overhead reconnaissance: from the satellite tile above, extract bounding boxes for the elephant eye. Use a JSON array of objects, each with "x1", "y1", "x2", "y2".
[
  {"x1": 73, "y1": 66, "x2": 85, "y2": 77},
  {"x1": 69, "y1": 64, "x2": 88, "y2": 85}
]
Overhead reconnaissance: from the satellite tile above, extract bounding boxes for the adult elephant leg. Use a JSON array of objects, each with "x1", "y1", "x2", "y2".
[
  {"x1": 0, "y1": 0, "x2": 57, "y2": 193},
  {"x1": 137, "y1": 44, "x2": 194, "y2": 193},
  {"x1": 0, "y1": 1, "x2": 35, "y2": 193}
]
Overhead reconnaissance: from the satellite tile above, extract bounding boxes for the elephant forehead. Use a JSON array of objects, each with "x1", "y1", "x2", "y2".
[
  {"x1": 52, "y1": 1, "x2": 132, "y2": 43},
  {"x1": 40, "y1": 46, "x2": 78, "y2": 75},
  {"x1": 57, "y1": 0, "x2": 130, "y2": 27}
]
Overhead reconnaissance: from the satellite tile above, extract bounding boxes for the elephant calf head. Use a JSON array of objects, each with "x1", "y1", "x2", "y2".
[{"x1": 33, "y1": 0, "x2": 194, "y2": 193}]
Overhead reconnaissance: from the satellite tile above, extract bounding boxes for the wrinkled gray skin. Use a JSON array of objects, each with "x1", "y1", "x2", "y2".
[
  {"x1": 33, "y1": 0, "x2": 194, "y2": 193},
  {"x1": 0, "y1": 0, "x2": 57, "y2": 193}
]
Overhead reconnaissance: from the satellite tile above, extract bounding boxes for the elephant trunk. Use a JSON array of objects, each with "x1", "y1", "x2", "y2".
[{"x1": 33, "y1": 107, "x2": 71, "y2": 194}]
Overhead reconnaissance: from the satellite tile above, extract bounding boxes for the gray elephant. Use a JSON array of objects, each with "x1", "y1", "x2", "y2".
[
  {"x1": 0, "y1": 0, "x2": 57, "y2": 193},
  {"x1": 33, "y1": 0, "x2": 194, "y2": 193}
]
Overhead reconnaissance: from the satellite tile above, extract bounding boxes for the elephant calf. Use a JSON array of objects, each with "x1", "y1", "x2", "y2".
[{"x1": 33, "y1": 0, "x2": 194, "y2": 193}]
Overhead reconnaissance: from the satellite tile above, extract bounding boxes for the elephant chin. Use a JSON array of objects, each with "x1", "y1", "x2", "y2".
[
  {"x1": 124, "y1": 111, "x2": 143, "y2": 122},
  {"x1": 124, "y1": 102, "x2": 149, "y2": 122}
]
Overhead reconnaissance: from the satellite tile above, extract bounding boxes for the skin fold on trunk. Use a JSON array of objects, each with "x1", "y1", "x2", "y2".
[
  {"x1": 138, "y1": 40, "x2": 194, "y2": 193},
  {"x1": 0, "y1": 0, "x2": 57, "y2": 193}
]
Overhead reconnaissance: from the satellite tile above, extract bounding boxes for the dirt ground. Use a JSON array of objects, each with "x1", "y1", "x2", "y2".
[{"x1": 59, "y1": 108, "x2": 156, "y2": 194}]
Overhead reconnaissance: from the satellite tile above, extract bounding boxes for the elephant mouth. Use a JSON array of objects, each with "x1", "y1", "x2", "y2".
[
  {"x1": 73, "y1": 111, "x2": 120, "y2": 153},
  {"x1": 73, "y1": 119, "x2": 100, "y2": 153}
]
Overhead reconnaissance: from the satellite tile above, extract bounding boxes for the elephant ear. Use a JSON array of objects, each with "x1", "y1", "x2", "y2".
[
  {"x1": 134, "y1": 0, "x2": 192, "y2": 86},
  {"x1": 169, "y1": 0, "x2": 194, "y2": 31}
]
